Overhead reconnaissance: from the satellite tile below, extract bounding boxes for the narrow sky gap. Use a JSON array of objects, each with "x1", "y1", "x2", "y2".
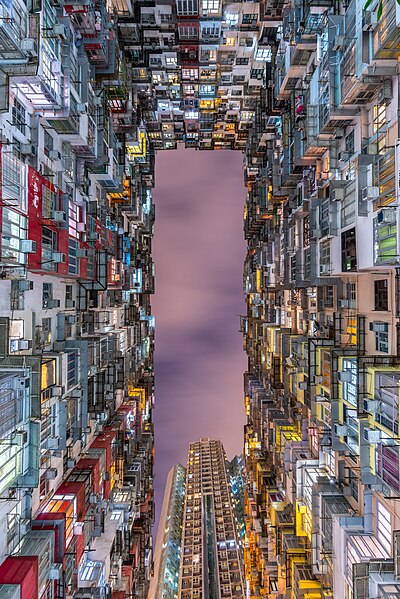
[{"x1": 153, "y1": 146, "x2": 247, "y2": 526}]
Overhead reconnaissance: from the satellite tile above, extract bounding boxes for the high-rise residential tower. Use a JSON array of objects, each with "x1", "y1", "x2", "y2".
[
  {"x1": 179, "y1": 439, "x2": 245, "y2": 599},
  {"x1": 150, "y1": 464, "x2": 186, "y2": 599}
]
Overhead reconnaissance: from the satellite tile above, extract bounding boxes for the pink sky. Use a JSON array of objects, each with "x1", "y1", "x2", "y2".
[{"x1": 152, "y1": 145, "x2": 247, "y2": 518}]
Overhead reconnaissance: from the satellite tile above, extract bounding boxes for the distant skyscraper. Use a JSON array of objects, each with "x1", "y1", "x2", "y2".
[
  {"x1": 179, "y1": 438, "x2": 245, "y2": 599},
  {"x1": 150, "y1": 464, "x2": 186, "y2": 599}
]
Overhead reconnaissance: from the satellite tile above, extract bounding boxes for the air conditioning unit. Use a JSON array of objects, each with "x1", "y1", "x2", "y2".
[
  {"x1": 338, "y1": 299, "x2": 349, "y2": 309},
  {"x1": 334, "y1": 128, "x2": 345, "y2": 139},
  {"x1": 67, "y1": 458, "x2": 76, "y2": 469},
  {"x1": 49, "y1": 150, "x2": 62, "y2": 161},
  {"x1": 20, "y1": 240, "x2": 37, "y2": 253},
  {"x1": 45, "y1": 468, "x2": 58, "y2": 480},
  {"x1": 52, "y1": 252, "x2": 66, "y2": 263},
  {"x1": 77, "y1": 222, "x2": 86, "y2": 233},
  {"x1": 377, "y1": 209, "x2": 396, "y2": 224},
  {"x1": 45, "y1": 436, "x2": 60, "y2": 450},
  {"x1": 87, "y1": 232, "x2": 99, "y2": 242},
  {"x1": 315, "y1": 394, "x2": 328, "y2": 402},
  {"x1": 362, "y1": 10, "x2": 378, "y2": 30},
  {"x1": 338, "y1": 151, "x2": 350, "y2": 162},
  {"x1": 19, "y1": 519, "x2": 30, "y2": 536},
  {"x1": 48, "y1": 564, "x2": 63, "y2": 580},
  {"x1": 93, "y1": 96, "x2": 102, "y2": 106},
  {"x1": 332, "y1": 35, "x2": 344, "y2": 51},
  {"x1": 332, "y1": 187, "x2": 345, "y2": 201},
  {"x1": 52, "y1": 386, "x2": 65, "y2": 397},
  {"x1": 363, "y1": 428, "x2": 381, "y2": 443},
  {"x1": 320, "y1": 264, "x2": 330, "y2": 275},
  {"x1": 17, "y1": 339, "x2": 32, "y2": 350},
  {"x1": 20, "y1": 143, "x2": 36, "y2": 156},
  {"x1": 21, "y1": 37, "x2": 38, "y2": 57},
  {"x1": 66, "y1": 315, "x2": 76, "y2": 325},
  {"x1": 51, "y1": 211, "x2": 67, "y2": 223},
  {"x1": 53, "y1": 23, "x2": 68, "y2": 38},
  {"x1": 298, "y1": 381, "x2": 308, "y2": 390},
  {"x1": 44, "y1": 298, "x2": 60, "y2": 309},
  {"x1": 18, "y1": 280, "x2": 33, "y2": 291},
  {"x1": 342, "y1": 485, "x2": 353, "y2": 496},
  {"x1": 76, "y1": 103, "x2": 87, "y2": 113},
  {"x1": 362, "y1": 186, "x2": 379, "y2": 201},
  {"x1": 313, "y1": 375, "x2": 323, "y2": 384},
  {"x1": 363, "y1": 399, "x2": 379, "y2": 414},
  {"x1": 335, "y1": 424, "x2": 348, "y2": 436},
  {"x1": 73, "y1": 522, "x2": 84, "y2": 536},
  {"x1": 76, "y1": 248, "x2": 88, "y2": 258},
  {"x1": 338, "y1": 370, "x2": 352, "y2": 383},
  {"x1": 97, "y1": 424, "x2": 104, "y2": 433},
  {"x1": 311, "y1": 229, "x2": 321, "y2": 239}
]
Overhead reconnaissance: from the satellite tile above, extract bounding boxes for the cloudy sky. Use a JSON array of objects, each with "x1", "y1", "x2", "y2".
[{"x1": 152, "y1": 146, "x2": 247, "y2": 522}]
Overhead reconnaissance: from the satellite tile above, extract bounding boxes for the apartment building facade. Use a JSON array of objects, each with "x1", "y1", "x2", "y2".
[
  {"x1": 150, "y1": 464, "x2": 186, "y2": 599},
  {"x1": 0, "y1": 0, "x2": 267, "y2": 595},
  {"x1": 179, "y1": 439, "x2": 245, "y2": 599},
  {"x1": 241, "y1": 0, "x2": 400, "y2": 597},
  {"x1": 2, "y1": 0, "x2": 400, "y2": 596}
]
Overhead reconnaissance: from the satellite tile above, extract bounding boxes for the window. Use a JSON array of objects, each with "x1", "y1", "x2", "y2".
[
  {"x1": 42, "y1": 227, "x2": 57, "y2": 271},
  {"x1": 1, "y1": 150, "x2": 26, "y2": 209},
  {"x1": 67, "y1": 353, "x2": 78, "y2": 388},
  {"x1": 324, "y1": 286, "x2": 334, "y2": 308},
  {"x1": 341, "y1": 228, "x2": 357, "y2": 271},
  {"x1": 320, "y1": 239, "x2": 330, "y2": 273},
  {"x1": 1, "y1": 208, "x2": 27, "y2": 265},
  {"x1": 242, "y1": 13, "x2": 257, "y2": 24},
  {"x1": 251, "y1": 68, "x2": 264, "y2": 80},
  {"x1": 235, "y1": 57, "x2": 249, "y2": 65},
  {"x1": 377, "y1": 443, "x2": 400, "y2": 493},
  {"x1": 68, "y1": 239, "x2": 79, "y2": 275},
  {"x1": 375, "y1": 372, "x2": 399, "y2": 435},
  {"x1": 374, "y1": 279, "x2": 388, "y2": 311},
  {"x1": 341, "y1": 181, "x2": 356, "y2": 228},
  {"x1": 373, "y1": 103, "x2": 386, "y2": 135},
  {"x1": 12, "y1": 98, "x2": 28, "y2": 135},
  {"x1": 374, "y1": 322, "x2": 389, "y2": 353},
  {"x1": 376, "y1": 502, "x2": 392, "y2": 555},
  {"x1": 42, "y1": 185, "x2": 57, "y2": 219},
  {"x1": 10, "y1": 280, "x2": 24, "y2": 311},
  {"x1": 42, "y1": 283, "x2": 53, "y2": 308},
  {"x1": 374, "y1": 213, "x2": 397, "y2": 263},
  {"x1": 255, "y1": 47, "x2": 272, "y2": 61},
  {"x1": 42, "y1": 318, "x2": 52, "y2": 345},
  {"x1": 202, "y1": 0, "x2": 219, "y2": 13},
  {"x1": 62, "y1": 143, "x2": 74, "y2": 180},
  {"x1": 43, "y1": 130, "x2": 54, "y2": 158},
  {"x1": 345, "y1": 129, "x2": 355, "y2": 156},
  {"x1": 176, "y1": 0, "x2": 199, "y2": 17},
  {"x1": 68, "y1": 200, "x2": 78, "y2": 239}
]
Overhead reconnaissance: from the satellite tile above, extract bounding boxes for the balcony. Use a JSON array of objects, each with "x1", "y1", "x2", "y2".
[
  {"x1": 275, "y1": 42, "x2": 309, "y2": 100},
  {"x1": 373, "y1": 0, "x2": 400, "y2": 60}
]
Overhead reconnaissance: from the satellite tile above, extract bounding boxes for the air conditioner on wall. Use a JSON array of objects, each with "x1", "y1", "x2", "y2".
[
  {"x1": 20, "y1": 240, "x2": 37, "y2": 253},
  {"x1": 363, "y1": 428, "x2": 381, "y2": 443},
  {"x1": 335, "y1": 424, "x2": 348, "y2": 436}
]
